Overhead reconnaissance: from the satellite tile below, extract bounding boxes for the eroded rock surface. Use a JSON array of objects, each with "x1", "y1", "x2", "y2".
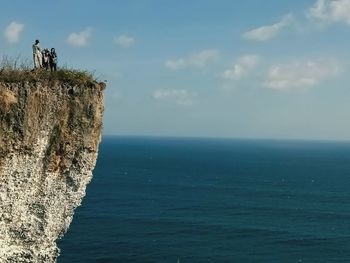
[{"x1": 0, "y1": 81, "x2": 104, "y2": 262}]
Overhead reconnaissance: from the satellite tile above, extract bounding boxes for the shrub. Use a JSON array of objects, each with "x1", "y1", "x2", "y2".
[{"x1": 0, "y1": 56, "x2": 97, "y2": 86}]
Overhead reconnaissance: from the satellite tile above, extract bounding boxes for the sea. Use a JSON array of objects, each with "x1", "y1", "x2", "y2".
[{"x1": 58, "y1": 136, "x2": 350, "y2": 263}]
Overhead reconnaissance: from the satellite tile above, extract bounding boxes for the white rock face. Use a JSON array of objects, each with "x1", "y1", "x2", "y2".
[{"x1": 0, "y1": 81, "x2": 104, "y2": 262}]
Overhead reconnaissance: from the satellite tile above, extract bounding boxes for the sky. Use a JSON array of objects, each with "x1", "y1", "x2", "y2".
[{"x1": 1, "y1": 0, "x2": 350, "y2": 141}]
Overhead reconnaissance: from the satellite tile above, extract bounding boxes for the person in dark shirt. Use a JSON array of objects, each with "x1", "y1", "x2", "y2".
[
  {"x1": 42, "y1": 49, "x2": 50, "y2": 70},
  {"x1": 49, "y1": 48, "x2": 58, "y2": 72}
]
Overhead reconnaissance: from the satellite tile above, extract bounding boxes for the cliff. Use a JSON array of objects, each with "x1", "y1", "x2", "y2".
[{"x1": 0, "y1": 76, "x2": 105, "y2": 262}]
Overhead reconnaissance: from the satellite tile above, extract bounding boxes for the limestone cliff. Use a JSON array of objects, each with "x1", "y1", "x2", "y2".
[{"x1": 0, "y1": 79, "x2": 105, "y2": 262}]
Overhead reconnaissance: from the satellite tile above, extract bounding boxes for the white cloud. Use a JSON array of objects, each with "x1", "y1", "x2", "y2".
[
  {"x1": 165, "y1": 49, "x2": 220, "y2": 70},
  {"x1": 189, "y1": 50, "x2": 220, "y2": 68},
  {"x1": 165, "y1": 59, "x2": 186, "y2": 70},
  {"x1": 67, "y1": 28, "x2": 92, "y2": 47},
  {"x1": 309, "y1": 0, "x2": 350, "y2": 25},
  {"x1": 243, "y1": 14, "x2": 294, "y2": 41},
  {"x1": 113, "y1": 35, "x2": 135, "y2": 48},
  {"x1": 152, "y1": 89, "x2": 197, "y2": 106},
  {"x1": 4, "y1": 21, "x2": 24, "y2": 43},
  {"x1": 221, "y1": 55, "x2": 260, "y2": 80},
  {"x1": 264, "y1": 59, "x2": 341, "y2": 90}
]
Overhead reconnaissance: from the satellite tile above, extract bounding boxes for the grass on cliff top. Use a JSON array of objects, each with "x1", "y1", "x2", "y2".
[{"x1": 0, "y1": 56, "x2": 97, "y2": 86}]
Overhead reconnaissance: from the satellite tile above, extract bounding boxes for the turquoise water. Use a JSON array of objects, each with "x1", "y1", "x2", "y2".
[{"x1": 58, "y1": 137, "x2": 350, "y2": 262}]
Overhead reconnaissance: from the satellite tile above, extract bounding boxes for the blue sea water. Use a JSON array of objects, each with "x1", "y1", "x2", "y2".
[{"x1": 58, "y1": 136, "x2": 350, "y2": 263}]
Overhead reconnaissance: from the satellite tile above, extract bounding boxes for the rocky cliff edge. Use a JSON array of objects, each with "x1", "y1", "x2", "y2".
[{"x1": 0, "y1": 78, "x2": 105, "y2": 262}]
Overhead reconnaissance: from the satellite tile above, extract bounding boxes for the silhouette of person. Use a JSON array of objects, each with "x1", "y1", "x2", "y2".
[{"x1": 50, "y1": 48, "x2": 58, "y2": 72}]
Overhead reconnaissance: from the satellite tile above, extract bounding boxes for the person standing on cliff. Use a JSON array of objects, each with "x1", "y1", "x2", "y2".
[
  {"x1": 32, "y1": 40, "x2": 42, "y2": 69},
  {"x1": 42, "y1": 49, "x2": 49, "y2": 70},
  {"x1": 49, "y1": 48, "x2": 58, "y2": 72}
]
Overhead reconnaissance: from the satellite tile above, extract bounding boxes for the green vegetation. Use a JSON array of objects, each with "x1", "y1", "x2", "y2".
[{"x1": 0, "y1": 56, "x2": 97, "y2": 86}]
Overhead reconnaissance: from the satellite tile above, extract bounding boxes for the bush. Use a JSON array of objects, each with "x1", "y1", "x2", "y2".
[{"x1": 0, "y1": 56, "x2": 97, "y2": 86}]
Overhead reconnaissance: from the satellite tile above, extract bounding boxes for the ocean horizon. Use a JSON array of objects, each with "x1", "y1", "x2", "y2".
[{"x1": 58, "y1": 136, "x2": 350, "y2": 262}]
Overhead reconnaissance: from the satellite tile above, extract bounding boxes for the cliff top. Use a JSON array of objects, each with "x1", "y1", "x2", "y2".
[{"x1": 0, "y1": 57, "x2": 100, "y2": 86}]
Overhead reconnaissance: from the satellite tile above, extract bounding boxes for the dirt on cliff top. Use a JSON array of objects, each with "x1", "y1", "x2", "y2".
[{"x1": 0, "y1": 68, "x2": 102, "y2": 86}]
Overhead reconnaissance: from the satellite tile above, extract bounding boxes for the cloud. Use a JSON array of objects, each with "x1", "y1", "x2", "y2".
[
  {"x1": 264, "y1": 59, "x2": 341, "y2": 90},
  {"x1": 165, "y1": 49, "x2": 220, "y2": 70},
  {"x1": 113, "y1": 35, "x2": 135, "y2": 48},
  {"x1": 309, "y1": 0, "x2": 350, "y2": 25},
  {"x1": 165, "y1": 59, "x2": 186, "y2": 70},
  {"x1": 221, "y1": 55, "x2": 260, "y2": 80},
  {"x1": 4, "y1": 21, "x2": 24, "y2": 43},
  {"x1": 67, "y1": 28, "x2": 92, "y2": 47},
  {"x1": 243, "y1": 14, "x2": 294, "y2": 41},
  {"x1": 152, "y1": 89, "x2": 197, "y2": 106}
]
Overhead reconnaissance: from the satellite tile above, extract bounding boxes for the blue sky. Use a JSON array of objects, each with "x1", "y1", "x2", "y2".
[{"x1": 2, "y1": 0, "x2": 350, "y2": 140}]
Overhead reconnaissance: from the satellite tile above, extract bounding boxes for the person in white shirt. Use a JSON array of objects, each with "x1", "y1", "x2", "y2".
[{"x1": 32, "y1": 40, "x2": 42, "y2": 69}]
